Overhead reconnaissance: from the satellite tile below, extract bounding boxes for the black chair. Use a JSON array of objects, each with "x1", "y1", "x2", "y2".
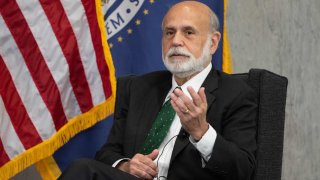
[{"x1": 233, "y1": 69, "x2": 288, "y2": 180}]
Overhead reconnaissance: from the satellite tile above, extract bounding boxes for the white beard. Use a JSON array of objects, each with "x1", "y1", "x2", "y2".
[{"x1": 162, "y1": 37, "x2": 212, "y2": 78}]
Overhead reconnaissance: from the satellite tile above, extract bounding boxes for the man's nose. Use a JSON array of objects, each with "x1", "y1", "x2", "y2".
[{"x1": 172, "y1": 32, "x2": 184, "y2": 47}]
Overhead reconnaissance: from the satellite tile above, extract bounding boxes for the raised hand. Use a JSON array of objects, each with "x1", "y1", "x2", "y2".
[{"x1": 170, "y1": 87, "x2": 209, "y2": 141}]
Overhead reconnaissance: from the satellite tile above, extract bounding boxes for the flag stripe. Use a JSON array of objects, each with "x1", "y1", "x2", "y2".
[
  {"x1": 39, "y1": 0, "x2": 95, "y2": 112},
  {"x1": 0, "y1": 15, "x2": 56, "y2": 141},
  {"x1": 0, "y1": 96, "x2": 26, "y2": 161},
  {"x1": 0, "y1": 0, "x2": 116, "y2": 178},
  {"x1": 15, "y1": 0, "x2": 82, "y2": 120},
  {"x1": 0, "y1": 56, "x2": 43, "y2": 150},
  {"x1": 0, "y1": 140, "x2": 10, "y2": 167},
  {"x1": 82, "y1": 0, "x2": 112, "y2": 98},
  {"x1": 0, "y1": 1, "x2": 68, "y2": 130},
  {"x1": 61, "y1": 0, "x2": 106, "y2": 106}
]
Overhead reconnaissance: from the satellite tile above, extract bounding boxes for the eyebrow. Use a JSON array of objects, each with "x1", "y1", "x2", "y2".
[
  {"x1": 164, "y1": 27, "x2": 175, "y2": 31},
  {"x1": 164, "y1": 25, "x2": 197, "y2": 31},
  {"x1": 183, "y1": 26, "x2": 196, "y2": 31}
]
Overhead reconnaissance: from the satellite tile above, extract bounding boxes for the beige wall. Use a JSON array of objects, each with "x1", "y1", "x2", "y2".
[{"x1": 227, "y1": 0, "x2": 320, "y2": 179}]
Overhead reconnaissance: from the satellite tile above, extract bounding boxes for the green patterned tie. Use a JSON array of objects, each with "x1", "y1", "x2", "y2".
[{"x1": 140, "y1": 99, "x2": 176, "y2": 155}]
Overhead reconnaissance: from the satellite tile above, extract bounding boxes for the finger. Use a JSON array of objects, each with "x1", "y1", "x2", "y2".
[
  {"x1": 132, "y1": 158, "x2": 157, "y2": 178},
  {"x1": 144, "y1": 151, "x2": 159, "y2": 171},
  {"x1": 172, "y1": 97, "x2": 190, "y2": 115},
  {"x1": 173, "y1": 88, "x2": 191, "y2": 103},
  {"x1": 178, "y1": 87, "x2": 198, "y2": 112},
  {"x1": 187, "y1": 86, "x2": 202, "y2": 107},
  {"x1": 170, "y1": 93, "x2": 186, "y2": 112},
  {"x1": 170, "y1": 92, "x2": 179, "y2": 102},
  {"x1": 198, "y1": 87, "x2": 207, "y2": 105},
  {"x1": 131, "y1": 166, "x2": 154, "y2": 179},
  {"x1": 142, "y1": 150, "x2": 159, "y2": 173},
  {"x1": 138, "y1": 165, "x2": 157, "y2": 178},
  {"x1": 146, "y1": 149, "x2": 159, "y2": 160},
  {"x1": 144, "y1": 166, "x2": 158, "y2": 178},
  {"x1": 140, "y1": 162, "x2": 158, "y2": 178},
  {"x1": 140, "y1": 157, "x2": 158, "y2": 171},
  {"x1": 170, "y1": 93, "x2": 183, "y2": 112},
  {"x1": 172, "y1": 89, "x2": 195, "y2": 112},
  {"x1": 171, "y1": 99, "x2": 184, "y2": 117}
]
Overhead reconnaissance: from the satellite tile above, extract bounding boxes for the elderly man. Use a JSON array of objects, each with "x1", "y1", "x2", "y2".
[{"x1": 60, "y1": 1, "x2": 257, "y2": 180}]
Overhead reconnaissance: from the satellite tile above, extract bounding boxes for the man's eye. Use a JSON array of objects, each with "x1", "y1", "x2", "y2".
[
  {"x1": 166, "y1": 31, "x2": 174, "y2": 36},
  {"x1": 186, "y1": 31, "x2": 194, "y2": 35}
]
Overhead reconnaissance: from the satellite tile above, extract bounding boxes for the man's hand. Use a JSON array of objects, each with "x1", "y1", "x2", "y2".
[
  {"x1": 117, "y1": 149, "x2": 159, "y2": 179},
  {"x1": 170, "y1": 87, "x2": 209, "y2": 141}
]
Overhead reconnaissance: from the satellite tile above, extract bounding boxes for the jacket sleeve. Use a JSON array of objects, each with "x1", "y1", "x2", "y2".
[
  {"x1": 95, "y1": 76, "x2": 133, "y2": 165},
  {"x1": 205, "y1": 84, "x2": 257, "y2": 180}
]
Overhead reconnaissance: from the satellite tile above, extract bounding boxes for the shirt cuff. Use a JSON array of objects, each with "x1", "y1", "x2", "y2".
[
  {"x1": 112, "y1": 158, "x2": 130, "y2": 168},
  {"x1": 189, "y1": 125, "x2": 217, "y2": 163}
]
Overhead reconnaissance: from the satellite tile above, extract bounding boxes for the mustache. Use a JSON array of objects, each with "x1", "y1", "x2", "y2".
[{"x1": 166, "y1": 47, "x2": 192, "y2": 58}]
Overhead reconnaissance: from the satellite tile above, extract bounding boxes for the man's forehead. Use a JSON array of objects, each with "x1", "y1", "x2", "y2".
[
  {"x1": 163, "y1": 3, "x2": 210, "y2": 30},
  {"x1": 163, "y1": 1, "x2": 210, "y2": 20},
  {"x1": 163, "y1": 14, "x2": 208, "y2": 32}
]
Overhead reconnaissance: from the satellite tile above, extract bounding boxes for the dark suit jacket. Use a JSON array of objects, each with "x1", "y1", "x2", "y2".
[{"x1": 95, "y1": 69, "x2": 257, "y2": 180}]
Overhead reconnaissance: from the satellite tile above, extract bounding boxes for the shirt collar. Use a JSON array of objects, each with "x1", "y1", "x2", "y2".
[{"x1": 165, "y1": 63, "x2": 212, "y2": 102}]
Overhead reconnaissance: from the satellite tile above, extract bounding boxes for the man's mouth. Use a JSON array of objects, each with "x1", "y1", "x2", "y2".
[{"x1": 169, "y1": 53, "x2": 190, "y2": 58}]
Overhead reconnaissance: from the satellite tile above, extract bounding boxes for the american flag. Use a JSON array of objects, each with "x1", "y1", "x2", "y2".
[{"x1": 0, "y1": 0, "x2": 115, "y2": 179}]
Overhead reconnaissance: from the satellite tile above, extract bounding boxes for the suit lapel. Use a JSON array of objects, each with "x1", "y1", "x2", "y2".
[
  {"x1": 202, "y1": 69, "x2": 218, "y2": 108},
  {"x1": 170, "y1": 68, "x2": 218, "y2": 163},
  {"x1": 170, "y1": 129, "x2": 189, "y2": 164}
]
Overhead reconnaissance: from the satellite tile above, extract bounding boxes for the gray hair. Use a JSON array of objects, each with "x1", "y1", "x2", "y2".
[{"x1": 208, "y1": 8, "x2": 220, "y2": 32}]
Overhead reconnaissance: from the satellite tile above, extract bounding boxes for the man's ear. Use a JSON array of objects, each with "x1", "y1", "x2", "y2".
[{"x1": 210, "y1": 32, "x2": 221, "y2": 55}]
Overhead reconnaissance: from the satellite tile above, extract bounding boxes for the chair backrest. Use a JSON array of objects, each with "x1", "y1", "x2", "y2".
[{"x1": 232, "y1": 69, "x2": 288, "y2": 180}]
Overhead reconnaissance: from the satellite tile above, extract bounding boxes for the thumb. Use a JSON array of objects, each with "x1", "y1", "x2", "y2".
[{"x1": 146, "y1": 149, "x2": 159, "y2": 160}]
